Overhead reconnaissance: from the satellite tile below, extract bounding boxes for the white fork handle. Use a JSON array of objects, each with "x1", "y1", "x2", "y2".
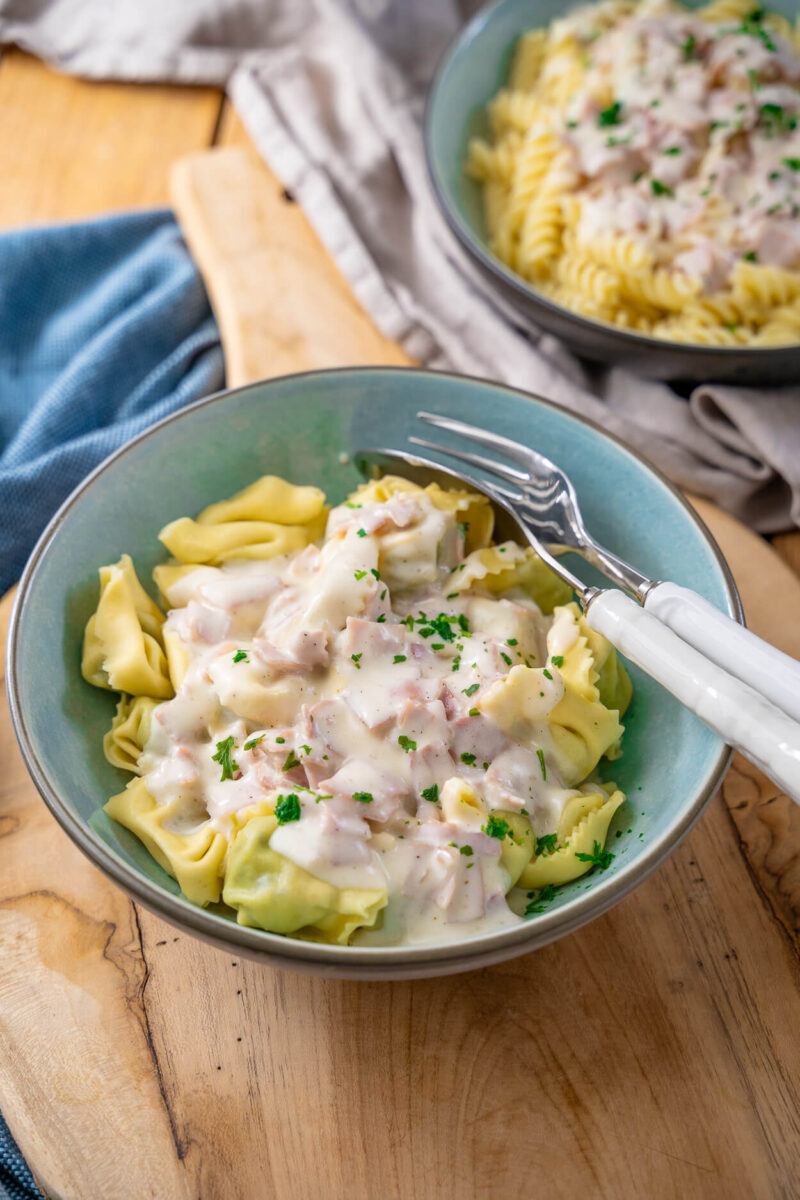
[
  {"x1": 645, "y1": 582, "x2": 800, "y2": 725},
  {"x1": 586, "y1": 590, "x2": 800, "y2": 803}
]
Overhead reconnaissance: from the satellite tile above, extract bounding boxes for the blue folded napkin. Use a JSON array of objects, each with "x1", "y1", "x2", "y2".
[
  {"x1": 0, "y1": 1111, "x2": 39, "y2": 1200},
  {"x1": 0, "y1": 208, "x2": 224, "y2": 595}
]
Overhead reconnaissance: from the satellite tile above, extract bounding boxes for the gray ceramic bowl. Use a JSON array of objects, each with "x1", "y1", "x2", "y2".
[
  {"x1": 7, "y1": 368, "x2": 737, "y2": 979},
  {"x1": 425, "y1": 0, "x2": 800, "y2": 384}
]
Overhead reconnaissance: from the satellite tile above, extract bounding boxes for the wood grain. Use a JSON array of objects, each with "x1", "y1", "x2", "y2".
[
  {"x1": 1, "y1": 67, "x2": 800, "y2": 1200},
  {"x1": 0, "y1": 50, "x2": 222, "y2": 227}
]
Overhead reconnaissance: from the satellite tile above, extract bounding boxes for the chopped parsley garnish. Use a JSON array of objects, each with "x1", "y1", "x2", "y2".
[
  {"x1": 468, "y1": 708, "x2": 479, "y2": 718},
  {"x1": 484, "y1": 814, "x2": 509, "y2": 840},
  {"x1": 243, "y1": 735, "x2": 265, "y2": 751},
  {"x1": 543, "y1": 668, "x2": 553, "y2": 680},
  {"x1": 525, "y1": 884, "x2": 556, "y2": 915},
  {"x1": 354, "y1": 569, "x2": 367, "y2": 581},
  {"x1": 575, "y1": 840, "x2": 615, "y2": 871},
  {"x1": 663, "y1": 147, "x2": 682, "y2": 155},
  {"x1": 651, "y1": 179, "x2": 673, "y2": 197},
  {"x1": 457, "y1": 521, "x2": 470, "y2": 536},
  {"x1": 566, "y1": 119, "x2": 579, "y2": 129},
  {"x1": 344, "y1": 502, "x2": 361, "y2": 509},
  {"x1": 782, "y1": 158, "x2": 800, "y2": 171},
  {"x1": 632, "y1": 170, "x2": 644, "y2": 183},
  {"x1": 370, "y1": 568, "x2": 381, "y2": 580},
  {"x1": 507, "y1": 638, "x2": 518, "y2": 646},
  {"x1": 275, "y1": 736, "x2": 285, "y2": 744},
  {"x1": 681, "y1": 33, "x2": 696, "y2": 60},
  {"x1": 398, "y1": 735, "x2": 417, "y2": 753},
  {"x1": 500, "y1": 652, "x2": 512, "y2": 666},
  {"x1": 460, "y1": 752, "x2": 477, "y2": 766},
  {"x1": 459, "y1": 845, "x2": 474, "y2": 857},
  {"x1": 597, "y1": 100, "x2": 622, "y2": 127},
  {"x1": 432, "y1": 643, "x2": 445, "y2": 651},
  {"x1": 232, "y1": 649, "x2": 249, "y2": 663},
  {"x1": 606, "y1": 134, "x2": 631, "y2": 147},
  {"x1": 551, "y1": 655, "x2": 564, "y2": 668},
  {"x1": 393, "y1": 654, "x2": 407, "y2": 664},
  {"x1": 351, "y1": 653, "x2": 362, "y2": 669},
  {"x1": 537, "y1": 748, "x2": 547, "y2": 781},
  {"x1": 357, "y1": 528, "x2": 367, "y2": 538},
  {"x1": 211, "y1": 736, "x2": 238, "y2": 781},
  {"x1": 353, "y1": 791, "x2": 373, "y2": 803},
  {"x1": 536, "y1": 833, "x2": 558, "y2": 856},
  {"x1": 301, "y1": 744, "x2": 311, "y2": 754},
  {"x1": 380, "y1": 589, "x2": 387, "y2": 600},
  {"x1": 421, "y1": 784, "x2": 439, "y2": 804},
  {"x1": 446, "y1": 592, "x2": 458, "y2": 600},
  {"x1": 462, "y1": 682, "x2": 479, "y2": 697},
  {"x1": 275, "y1": 793, "x2": 301, "y2": 824},
  {"x1": 743, "y1": 251, "x2": 758, "y2": 262},
  {"x1": 377, "y1": 614, "x2": 386, "y2": 623},
  {"x1": 760, "y1": 103, "x2": 797, "y2": 135},
  {"x1": 736, "y1": 11, "x2": 775, "y2": 52},
  {"x1": 281, "y1": 749, "x2": 300, "y2": 772}
]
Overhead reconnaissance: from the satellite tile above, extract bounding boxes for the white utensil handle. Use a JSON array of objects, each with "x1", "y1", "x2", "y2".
[
  {"x1": 646, "y1": 581, "x2": 800, "y2": 725},
  {"x1": 586, "y1": 590, "x2": 800, "y2": 803}
]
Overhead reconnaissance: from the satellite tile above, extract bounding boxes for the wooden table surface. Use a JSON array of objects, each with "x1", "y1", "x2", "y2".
[{"x1": 2, "y1": 49, "x2": 800, "y2": 1200}]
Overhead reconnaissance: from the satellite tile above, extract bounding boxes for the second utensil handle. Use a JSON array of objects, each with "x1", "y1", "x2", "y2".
[
  {"x1": 645, "y1": 582, "x2": 800, "y2": 725},
  {"x1": 586, "y1": 589, "x2": 800, "y2": 803}
]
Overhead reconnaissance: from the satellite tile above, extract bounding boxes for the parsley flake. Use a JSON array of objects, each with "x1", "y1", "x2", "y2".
[
  {"x1": 211, "y1": 736, "x2": 238, "y2": 781},
  {"x1": 525, "y1": 883, "x2": 557, "y2": 915},
  {"x1": 575, "y1": 840, "x2": 615, "y2": 871},
  {"x1": 598, "y1": 100, "x2": 622, "y2": 127},
  {"x1": 537, "y1": 748, "x2": 547, "y2": 781},
  {"x1": 357, "y1": 528, "x2": 367, "y2": 538},
  {"x1": 351, "y1": 653, "x2": 362, "y2": 669},
  {"x1": 353, "y1": 791, "x2": 373, "y2": 804},
  {"x1": 354, "y1": 569, "x2": 368, "y2": 581},
  {"x1": 782, "y1": 157, "x2": 800, "y2": 171},
  {"x1": 398, "y1": 735, "x2": 417, "y2": 753},
  {"x1": 651, "y1": 179, "x2": 673, "y2": 197},
  {"x1": 460, "y1": 752, "x2": 477, "y2": 766},
  {"x1": 459, "y1": 845, "x2": 474, "y2": 857},
  {"x1": 551, "y1": 654, "x2": 564, "y2": 668},
  {"x1": 243, "y1": 735, "x2": 265, "y2": 751},
  {"x1": 232, "y1": 649, "x2": 249, "y2": 663},
  {"x1": 468, "y1": 708, "x2": 479, "y2": 717},
  {"x1": 543, "y1": 668, "x2": 553, "y2": 680},
  {"x1": 462, "y1": 683, "x2": 479, "y2": 697},
  {"x1": 282, "y1": 749, "x2": 300, "y2": 772},
  {"x1": 484, "y1": 814, "x2": 509, "y2": 840},
  {"x1": 421, "y1": 784, "x2": 439, "y2": 804},
  {"x1": 275, "y1": 793, "x2": 301, "y2": 824},
  {"x1": 393, "y1": 654, "x2": 406, "y2": 664},
  {"x1": 536, "y1": 833, "x2": 558, "y2": 856}
]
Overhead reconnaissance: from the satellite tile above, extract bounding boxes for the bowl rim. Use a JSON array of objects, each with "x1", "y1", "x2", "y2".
[
  {"x1": 423, "y1": 0, "x2": 798, "y2": 360},
  {"x1": 6, "y1": 365, "x2": 739, "y2": 970}
]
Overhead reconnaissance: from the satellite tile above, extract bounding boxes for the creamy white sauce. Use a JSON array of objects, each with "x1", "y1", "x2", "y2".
[
  {"x1": 142, "y1": 492, "x2": 587, "y2": 945},
  {"x1": 557, "y1": 0, "x2": 800, "y2": 284}
]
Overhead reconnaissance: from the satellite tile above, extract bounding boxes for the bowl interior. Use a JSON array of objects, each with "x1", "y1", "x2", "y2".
[
  {"x1": 9, "y1": 369, "x2": 735, "y2": 968},
  {"x1": 426, "y1": 0, "x2": 800, "y2": 357}
]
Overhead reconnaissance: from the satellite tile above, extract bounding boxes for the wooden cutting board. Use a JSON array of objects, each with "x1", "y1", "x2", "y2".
[{"x1": 2, "y1": 140, "x2": 800, "y2": 1200}]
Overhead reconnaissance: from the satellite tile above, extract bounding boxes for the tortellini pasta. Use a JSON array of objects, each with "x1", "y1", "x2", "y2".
[
  {"x1": 84, "y1": 469, "x2": 636, "y2": 946},
  {"x1": 223, "y1": 814, "x2": 387, "y2": 944},
  {"x1": 82, "y1": 554, "x2": 173, "y2": 698},
  {"x1": 105, "y1": 778, "x2": 228, "y2": 906}
]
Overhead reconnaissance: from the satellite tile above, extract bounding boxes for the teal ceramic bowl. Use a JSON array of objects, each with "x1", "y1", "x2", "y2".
[
  {"x1": 425, "y1": 0, "x2": 800, "y2": 384},
  {"x1": 7, "y1": 368, "x2": 737, "y2": 979}
]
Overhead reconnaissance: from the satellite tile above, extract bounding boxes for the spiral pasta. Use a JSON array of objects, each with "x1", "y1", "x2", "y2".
[{"x1": 466, "y1": 0, "x2": 800, "y2": 345}]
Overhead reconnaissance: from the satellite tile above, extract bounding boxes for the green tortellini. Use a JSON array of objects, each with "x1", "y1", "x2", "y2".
[
  {"x1": 82, "y1": 554, "x2": 173, "y2": 699},
  {"x1": 105, "y1": 778, "x2": 228, "y2": 906},
  {"x1": 103, "y1": 694, "x2": 160, "y2": 773},
  {"x1": 223, "y1": 814, "x2": 387, "y2": 945}
]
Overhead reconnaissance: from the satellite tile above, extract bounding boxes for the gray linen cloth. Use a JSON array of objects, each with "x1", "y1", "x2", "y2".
[{"x1": 3, "y1": 0, "x2": 799, "y2": 532}]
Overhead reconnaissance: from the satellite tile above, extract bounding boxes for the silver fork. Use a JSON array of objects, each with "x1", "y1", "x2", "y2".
[
  {"x1": 412, "y1": 410, "x2": 800, "y2": 726},
  {"x1": 355, "y1": 427, "x2": 800, "y2": 803}
]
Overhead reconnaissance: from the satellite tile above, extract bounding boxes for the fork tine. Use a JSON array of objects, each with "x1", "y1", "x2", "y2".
[
  {"x1": 417, "y1": 411, "x2": 543, "y2": 473},
  {"x1": 408, "y1": 436, "x2": 529, "y2": 486}
]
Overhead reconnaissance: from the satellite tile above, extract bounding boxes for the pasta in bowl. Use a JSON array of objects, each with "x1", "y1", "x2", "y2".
[
  {"x1": 82, "y1": 471, "x2": 632, "y2": 947},
  {"x1": 426, "y1": 0, "x2": 800, "y2": 378}
]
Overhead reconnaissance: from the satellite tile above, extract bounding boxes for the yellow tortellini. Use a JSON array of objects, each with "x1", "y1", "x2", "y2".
[
  {"x1": 105, "y1": 778, "x2": 228, "y2": 906},
  {"x1": 103, "y1": 694, "x2": 160, "y2": 773},
  {"x1": 222, "y1": 814, "x2": 387, "y2": 945},
  {"x1": 496, "y1": 810, "x2": 534, "y2": 887},
  {"x1": 82, "y1": 554, "x2": 173, "y2": 698},
  {"x1": 450, "y1": 543, "x2": 573, "y2": 614},
  {"x1": 519, "y1": 786, "x2": 625, "y2": 889},
  {"x1": 158, "y1": 475, "x2": 328, "y2": 565}
]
